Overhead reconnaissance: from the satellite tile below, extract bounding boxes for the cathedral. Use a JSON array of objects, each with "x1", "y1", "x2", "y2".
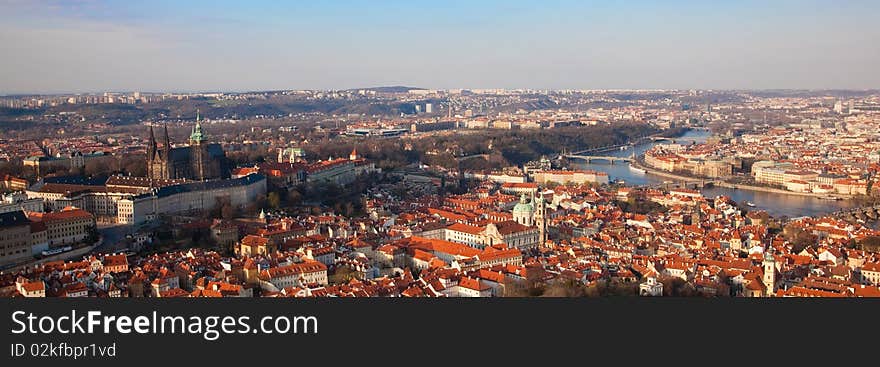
[{"x1": 147, "y1": 113, "x2": 229, "y2": 181}]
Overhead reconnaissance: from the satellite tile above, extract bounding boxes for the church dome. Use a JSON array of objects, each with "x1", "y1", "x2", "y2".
[{"x1": 512, "y1": 194, "x2": 534, "y2": 215}]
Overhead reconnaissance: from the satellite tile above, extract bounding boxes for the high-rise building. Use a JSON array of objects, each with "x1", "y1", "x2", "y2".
[{"x1": 425, "y1": 103, "x2": 433, "y2": 114}]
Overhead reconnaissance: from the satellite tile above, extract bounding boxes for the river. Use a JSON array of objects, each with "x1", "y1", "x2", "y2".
[{"x1": 570, "y1": 129, "x2": 861, "y2": 218}]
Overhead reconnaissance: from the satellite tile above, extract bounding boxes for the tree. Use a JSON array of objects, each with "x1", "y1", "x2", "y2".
[
  {"x1": 584, "y1": 279, "x2": 640, "y2": 297},
  {"x1": 120, "y1": 155, "x2": 147, "y2": 176},
  {"x1": 0, "y1": 160, "x2": 23, "y2": 177},
  {"x1": 343, "y1": 201, "x2": 355, "y2": 217},
  {"x1": 267, "y1": 191, "x2": 282, "y2": 209},
  {"x1": 211, "y1": 197, "x2": 232, "y2": 219},
  {"x1": 660, "y1": 276, "x2": 689, "y2": 296},
  {"x1": 329, "y1": 265, "x2": 360, "y2": 284},
  {"x1": 783, "y1": 224, "x2": 818, "y2": 253},
  {"x1": 244, "y1": 194, "x2": 266, "y2": 216},
  {"x1": 859, "y1": 236, "x2": 880, "y2": 252},
  {"x1": 542, "y1": 279, "x2": 586, "y2": 297},
  {"x1": 221, "y1": 204, "x2": 237, "y2": 219},
  {"x1": 614, "y1": 198, "x2": 666, "y2": 215},
  {"x1": 287, "y1": 189, "x2": 303, "y2": 206},
  {"x1": 83, "y1": 158, "x2": 112, "y2": 176}
]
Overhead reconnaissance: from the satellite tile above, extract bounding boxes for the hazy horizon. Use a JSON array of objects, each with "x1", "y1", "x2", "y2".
[
  {"x1": 2, "y1": 0, "x2": 879, "y2": 94},
  {"x1": 6, "y1": 86, "x2": 880, "y2": 98}
]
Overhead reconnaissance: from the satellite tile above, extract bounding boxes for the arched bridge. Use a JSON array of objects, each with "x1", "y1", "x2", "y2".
[
  {"x1": 642, "y1": 179, "x2": 716, "y2": 190},
  {"x1": 564, "y1": 155, "x2": 632, "y2": 164},
  {"x1": 649, "y1": 136, "x2": 702, "y2": 144}
]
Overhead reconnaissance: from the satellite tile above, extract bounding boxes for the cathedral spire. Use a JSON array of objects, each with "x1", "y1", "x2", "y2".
[
  {"x1": 190, "y1": 109, "x2": 205, "y2": 145},
  {"x1": 163, "y1": 123, "x2": 171, "y2": 156},
  {"x1": 148, "y1": 125, "x2": 157, "y2": 159},
  {"x1": 191, "y1": 122, "x2": 204, "y2": 144}
]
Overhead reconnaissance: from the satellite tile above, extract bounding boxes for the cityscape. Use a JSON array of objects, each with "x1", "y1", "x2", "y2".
[
  {"x1": 2, "y1": 88, "x2": 879, "y2": 298},
  {"x1": 1, "y1": 1, "x2": 879, "y2": 299}
]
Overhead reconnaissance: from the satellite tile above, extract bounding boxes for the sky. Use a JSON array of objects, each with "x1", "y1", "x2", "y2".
[{"x1": 1, "y1": 0, "x2": 878, "y2": 94}]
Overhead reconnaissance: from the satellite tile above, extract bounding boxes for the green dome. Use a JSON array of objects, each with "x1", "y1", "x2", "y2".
[{"x1": 512, "y1": 194, "x2": 534, "y2": 214}]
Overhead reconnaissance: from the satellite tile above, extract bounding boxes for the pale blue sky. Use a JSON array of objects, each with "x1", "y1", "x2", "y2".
[{"x1": 1, "y1": 0, "x2": 878, "y2": 94}]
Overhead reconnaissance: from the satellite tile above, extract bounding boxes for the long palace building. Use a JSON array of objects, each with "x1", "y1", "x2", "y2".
[{"x1": 26, "y1": 174, "x2": 266, "y2": 225}]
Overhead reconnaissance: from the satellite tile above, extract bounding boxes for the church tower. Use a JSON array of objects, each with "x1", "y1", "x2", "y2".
[
  {"x1": 163, "y1": 123, "x2": 171, "y2": 157},
  {"x1": 145, "y1": 110, "x2": 227, "y2": 181},
  {"x1": 159, "y1": 122, "x2": 171, "y2": 179},
  {"x1": 190, "y1": 109, "x2": 205, "y2": 145},
  {"x1": 190, "y1": 109, "x2": 207, "y2": 180},
  {"x1": 762, "y1": 248, "x2": 776, "y2": 296},
  {"x1": 147, "y1": 124, "x2": 171, "y2": 180},
  {"x1": 534, "y1": 193, "x2": 547, "y2": 245},
  {"x1": 147, "y1": 125, "x2": 158, "y2": 161}
]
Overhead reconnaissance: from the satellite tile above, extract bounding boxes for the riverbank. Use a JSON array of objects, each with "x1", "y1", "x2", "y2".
[
  {"x1": 629, "y1": 158, "x2": 853, "y2": 200},
  {"x1": 713, "y1": 180, "x2": 852, "y2": 199},
  {"x1": 568, "y1": 128, "x2": 697, "y2": 156},
  {"x1": 571, "y1": 128, "x2": 861, "y2": 218},
  {"x1": 2, "y1": 244, "x2": 97, "y2": 273}
]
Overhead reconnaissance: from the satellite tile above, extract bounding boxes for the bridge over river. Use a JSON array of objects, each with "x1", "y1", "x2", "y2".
[
  {"x1": 648, "y1": 136, "x2": 703, "y2": 144},
  {"x1": 563, "y1": 155, "x2": 632, "y2": 164}
]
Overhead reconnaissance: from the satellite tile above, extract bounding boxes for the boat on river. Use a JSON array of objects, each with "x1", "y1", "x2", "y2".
[{"x1": 629, "y1": 166, "x2": 646, "y2": 174}]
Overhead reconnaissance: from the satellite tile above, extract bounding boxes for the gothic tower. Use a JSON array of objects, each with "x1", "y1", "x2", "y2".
[
  {"x1": 190, "y1": 110, "x2": 206, "y2": 180},
  {"x1": 145, "y1": 110, "x2": 227, "y2": 181},
  {"x1": 163, "y1": 123, "x2": 171, "y2": 157},
  {"x1": 147, "y1": 125, "x2": 157, "y2": 161},
  {"x1": 147, "y1": 124, "x2": 171, "y2": 180},
  {"x1": 160, "y1": 122, "x2": 171, "y2": 179}
]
